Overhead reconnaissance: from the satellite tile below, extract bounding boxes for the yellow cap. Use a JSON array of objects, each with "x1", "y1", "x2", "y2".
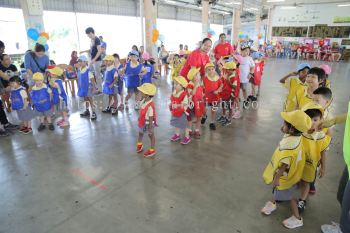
[
  {"x1": 205, "y1": 63, "x2": 215, "y2": 69},
  {"x1": 103, "y1": 55, "x2": 115, "y2": 62},
  {"x1": 174, "y1": 76, "x2": 188, "y2": 88},
  {"x1": 48, "y1": 67, "x2": 63, "y2": 76},
  {"x1": 137, "y1": 83, "x2": 157, "y2": 96},
  {"x1": 32, "y1": 72, "x2": 44, "y2": 81},
  {"x1": 187, "y1": 67, "x2": 200, "y2": 81},
  {"x1": 301, "y1": 102, "x2": 324, "y2": 117},
  {"x1": 281, "y1": 110, "x2": 312, "y2": 133},
  {"x1": 223, "y1": 61, "x2": 237, "y2": 70}
]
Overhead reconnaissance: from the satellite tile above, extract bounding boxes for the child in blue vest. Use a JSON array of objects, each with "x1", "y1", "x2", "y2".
[
  {"x1": 113, "y1": 53, "x2": 125, "y2": 110},
  {"x1": 77, "y1": 55, "x2": 97, "y2": 120},
  {"x1": 102, "y1": 55, "x2": 118, "y2": 115},
  {"x1": 48, "y1": 67, "x2": 69, "y2": 128},
  {"x1": 30, "y1": 72, "x2": 54, "y2": 131},
  {"x1": 123, "y1": 50, "x2": 147, "y2": 110},
  {"x1": 141, "y1": 58, "x2": 155, "y2": 84},
  {"x1": 9, "y1": 76, "x2": 35, "y2": 134}
]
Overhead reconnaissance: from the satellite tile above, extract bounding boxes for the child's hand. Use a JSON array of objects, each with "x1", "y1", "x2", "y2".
[
  {"x1": 272, "y1": 177, "x2": 280, "y2": 187},
  {"x1": 109, "y1": 84, "x2": 114, "y2": 89}
]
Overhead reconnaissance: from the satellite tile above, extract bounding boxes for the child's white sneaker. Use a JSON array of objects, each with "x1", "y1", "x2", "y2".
[
  {"x1": 261, "y1": 201, "x2": 276, "y2": 215},
  {"x1": 282, "y1": 215, "x2": 303, "y2": 229},
  {"x1": 321, "y1": 222, "x2": 343, "y2": 233}
]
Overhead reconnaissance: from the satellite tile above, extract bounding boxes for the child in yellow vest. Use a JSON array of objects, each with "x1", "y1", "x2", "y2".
[
  {"x1": 297, "y1": 103, "x2": 331, "y2": 213},
  {"x1": 136, "y1": 83, "x2": 157, "y2": 158},
  {"x1": 280, "y1": 63, "x2": 310, "y2": 112},
  {"x1": 262, "y1": 110, "x2": 312, "y2": 229},
  {"x1": 296, "y1": 67, "x2": 327, "y2": 110}
]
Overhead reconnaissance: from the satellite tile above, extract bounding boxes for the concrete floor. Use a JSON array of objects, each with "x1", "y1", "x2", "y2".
[{"x1": 0, "y1": 59, "x2": 349, "y2": 233}]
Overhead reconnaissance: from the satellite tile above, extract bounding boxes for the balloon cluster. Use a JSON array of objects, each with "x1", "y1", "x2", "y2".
[
  {"x1": 258, "y1": 33, "x2": 262, "y2": 40},
  {"x1": 238, "y1": 31, "x2": 245, "y2": 42},
  {"x1": 152, "y1": 29, "x2": 165, "y2": 46},
  {"x1": 27, "y1": 28, "x2": 50, "y2": 51},
  {"x1": 207, "y1": 28, "x2": 216, "y2": 38}
]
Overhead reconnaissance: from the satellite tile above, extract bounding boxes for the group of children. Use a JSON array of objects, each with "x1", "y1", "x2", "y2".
[
  {"x1": 136, "y1": 43, "x2": 266, "y2": 157},
  {"x1": 261, "y1": 62, "x2": 345, "y2": 229},
  {"x1": 9, "y1": 66, "x2": 69, "y2": 133}
]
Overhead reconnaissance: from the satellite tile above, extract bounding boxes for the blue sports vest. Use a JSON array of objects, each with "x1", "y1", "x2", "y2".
[
  {"x1": 11, "y1": 88, "x2": 25, "y2": 110},
  {"x1": 103, "y1": 68, "x2": 116, "y2": 95},
  {"x1": 51, "y1": 79, "x2": 68, "y2": 105},
  {"x1": 124, "y1": 62, "x2": 143, "y2": 88},
  {"x1": 31, "y1": 87, "x2": 51, "y2": 112},
  {"x1": 77, "y1": 68, "x2": 91, "y2": 97},
  {"x1": 141, "y1": 63, "x2": 154, "y2": 84}
]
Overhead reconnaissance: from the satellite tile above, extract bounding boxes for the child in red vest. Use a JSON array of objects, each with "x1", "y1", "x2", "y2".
[
  {"x1": 187, "y1": 67, "x2": 205, "y2": 139},
  {"x1": 202, "y1": 63, "x2": 222, "y2": 130},
  {"x1": 170, "y1": 76, "x2": 191, "y2": 145},
  {"x1": 218, "y1": 61, "x2": 241, "y2": 125},
  {"x1": 136, "y1": 83, "x2": 157, "y2": 158},
  {"x1": 247, "y1": 52, "x2": 263, "y2": 101}
]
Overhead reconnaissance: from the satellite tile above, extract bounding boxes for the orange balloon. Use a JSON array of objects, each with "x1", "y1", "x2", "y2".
[{"x1": 40, "y1": 32, "x2": 49, "y2": 40}]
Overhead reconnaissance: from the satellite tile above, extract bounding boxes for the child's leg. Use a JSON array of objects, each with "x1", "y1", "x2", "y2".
[
  {"x1": 222, "y1": 102, "x2": 227, "y2": 117},
  {"x1": 108, "y1": 95, "x2": 112, "y2": 108},
  {"x1": 188, "y1": 120, "x2": 193, "y2": 132},
  {"x1": 185, "y1": 128, "x2": 190, "y2": 138},
  {"x1": 46, "y1": 116, "x2": 52, "y2": 124},
  {"x1": 27, "y1": 120, "x2": 32, "y2": 129},
  {"x1": 195, "y1": 117, "x2": 201, "y2": 131},
  {"x1": 300, "y1": 180, "x2": 310, "y2": 201},
  {"x1": 138, "y1": 132, "x2": 144, "y2": 144},
  {"x1": 251, "y1": 83, "x2": 256, "y2": 96},
  {"x1": 62, "y1": 110, "x2": 69, "y2": 122},
  {"x1": 210, "y1": 107, "x2": 217, "y2": 123},
  {"x1": 23, "y1": 121, "x2": 28, "y2": 128},
  {"x1": 149, "y1": 130, "x2": 155, "y2": 150},
  {"x1": 40, "y1": 116, "x2": 45, "y2": 124},
  {"x1": 175, "y1": 128, "x2": 180, "y2": 135},
  {"x1": 290, "y1": 199, "x2": 301, "y2": 219},
  {"x1": 112, "y1": 94, "x2": 118, "y2": 108},
  {"x1": 85, "y1": 97, "x2": 90, "y2": 110},
  {"x1": 88, "y1": 97, "x2": 96, "y2": 112}
]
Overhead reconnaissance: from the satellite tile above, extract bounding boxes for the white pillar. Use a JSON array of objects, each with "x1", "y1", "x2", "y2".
[
  {"x1": 20, "y1": 0, "x2": 45, "y2": 50},
  {"x1": 140, "y1": 0, "x2": 145, "y2": 47},
  {"x1": 267, "y1": 7, "x2": 273, "y2": 42},
  {"x1": 202, "y1": 0, "x2": 209, "y2": 39},
  {"x1": 144, "y1": 0, "x2": 157, "y2": 58},
  {"x1": 233, "y1": 9, "x2": 241, "y2": 45},
  {"x1": 254, "y1": 13, "x2": 261, "y2": 48},
  {"x1": 231, "y1": 8, "x2": 235, "y2": 45}
]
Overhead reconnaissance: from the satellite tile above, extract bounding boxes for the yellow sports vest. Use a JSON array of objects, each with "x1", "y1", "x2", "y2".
[
  {"x1": 263, "y1": 135, "x2": 305, "y2": 190},
  {"x1": 283, "y1": 77, "x2": 304, "y2": 112},
  {"x1": 296, "y1": 86, "x2": 313, "y2": 110},
  {"x1": 301, "y1": 131, "x2": 331, "y2": 182}
]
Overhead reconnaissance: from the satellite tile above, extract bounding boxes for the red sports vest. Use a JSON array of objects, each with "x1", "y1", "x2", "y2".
[
  {"x1": 170, "y1": 91, "x2": 187, "y2": 117},
  {"x1": 138, "y1": 101, "x2": 157, "y2": 128}
]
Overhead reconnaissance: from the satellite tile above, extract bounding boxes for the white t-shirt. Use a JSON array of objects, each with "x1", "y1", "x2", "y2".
[{"x1": 239, "y1": 56, "x2": 255, "y2": 84}]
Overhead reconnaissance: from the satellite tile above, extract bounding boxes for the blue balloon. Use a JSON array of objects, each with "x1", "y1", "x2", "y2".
[
  {"x1": 44, "y1": 44, "x2": 49, "y2": 51},
  {"x1": 27, "y1": 28, "x2": 39, "y2": 40},
  {"x1": 208, "y1": 29, "x2": 216, "y2": 36},
  {"x1": 158, "y1": 34, "x2": 165, "y2": 41}
]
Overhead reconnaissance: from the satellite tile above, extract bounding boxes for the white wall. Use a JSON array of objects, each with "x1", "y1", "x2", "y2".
[{"x1": 272, "y1": 4, "x2": 350, "y2": 27}]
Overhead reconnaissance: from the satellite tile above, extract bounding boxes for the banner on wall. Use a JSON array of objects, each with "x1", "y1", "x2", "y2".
[{"x1": 334, "y1": 16, "x2": 350, "y2": 23}]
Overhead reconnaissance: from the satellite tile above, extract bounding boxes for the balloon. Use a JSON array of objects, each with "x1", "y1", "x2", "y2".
[
  {"x1": 239, "y1": 31, "x2": 244, "y2": 35},
  {"x1": 156, "y1": 40, "x2": 162, "y2": 46},
  {"x1": 37, "y1": 36, "x2": 47, "y2": 45},
  {"x1": 27, "y1": 28, "x2": 39, "y2": 40},
  {"x1": 207, "y1": 33, "x2": 212, "y2": 38},
  {"x1": 40, "y1": 32, "x2": 49, "y2": 40},
  {"x1": 152, "y1": 29, "x2": 159, "y2": 43},
  {"x1": 208, "y1": 29, "x2": 216, "y2": 36},
  {"x1": 238, "y1": 34, "x2": 244, "y2": 39},
  {"x1": 258, "y1": 33, "x2": 262, "y2": 39},
  {"x1": 158, "y1": 34, "x2": 165, "y2": 42},
  {"x1": 44, "y1": 44, "x2": 49, "y2": 51}
]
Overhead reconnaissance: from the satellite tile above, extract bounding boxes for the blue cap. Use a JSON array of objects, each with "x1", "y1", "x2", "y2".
[
  {"x1": 129, "y1": 50, "x2": 139, "y2": 57},
  {"x1": 78, "y1": 55, "x2": 88, "y2": 62},
  {"x1": 251, "y1": 52, "x2": 260, "y2": 60},
  {"x1": 297, "y1": 63, "x2": 311, "y2": 72}
]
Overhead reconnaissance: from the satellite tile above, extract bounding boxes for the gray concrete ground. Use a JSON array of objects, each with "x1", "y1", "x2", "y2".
[{"x1": 0, "y1": 59, "x2": 349, "y2": 233}]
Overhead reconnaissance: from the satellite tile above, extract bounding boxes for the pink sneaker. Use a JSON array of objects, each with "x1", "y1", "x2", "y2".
[
  {"x1": 56, "y1": 119, "x2": 64, "y2": 126},
  {"x1": 59, "y1": 121, "x2": 70, "y2": 128},
  {"x1": 232, "y1": 110, "x2": 241, "y2": 119},
  {"x1": 181, "y1": 136, "x2": 191, "y2": 145},
  {"x1": 170, "y1": 134, "x2": 181, "y2": 142}
]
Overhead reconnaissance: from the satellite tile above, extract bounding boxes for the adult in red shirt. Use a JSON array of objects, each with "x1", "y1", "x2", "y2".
[
  {"x1": 213, "y1": 33, "x2": 233, "y2": 62},
  {"x1": 180, "y1": 38, "x2": 212, "y2": 80}
]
